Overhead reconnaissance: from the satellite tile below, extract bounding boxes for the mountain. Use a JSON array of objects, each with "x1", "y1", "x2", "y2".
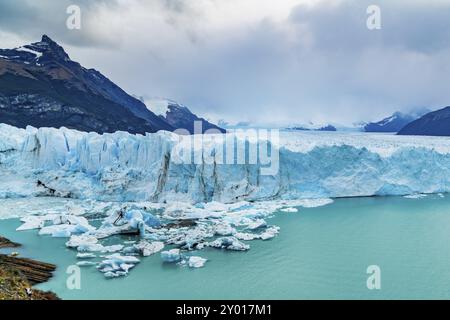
[
  {"x1": 284, "y1": 120, "x2": 338, "y2": 132},
  {"x1": 363, "y1": 112, "x2": 412, "y2": 132},
  {"x1": 0, "y1": 35, "x2": 173, "y2": 134},
  {"x1": 364, "y1": 111, "x2": 427, "y2": 133},
  {"x1": 287, "y1": 124, "x2": 337, "y2": 132},
  {"x1": 142, "y1": 98, "x2": 226, "y2": 134},
  {"x1": 398, "y1": 106, "x2": 450, "y2": 136}
]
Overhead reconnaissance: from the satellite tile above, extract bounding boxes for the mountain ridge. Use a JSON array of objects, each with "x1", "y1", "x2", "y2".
[
  {"x1": 364, "y1": 110, "x2": 429, "y2": 133},
  {"x1": 398, "y1": 106, "x2": 450, "y2": 136},
  {"x1": 0, "y1": 35, "x2": 173, "y2": 134},
  {"x1": 142, "y1": 98, "x2": 226, "y2": 134}
]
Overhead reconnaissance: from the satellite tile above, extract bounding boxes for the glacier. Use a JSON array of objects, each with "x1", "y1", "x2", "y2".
[
  {"x1": 1, "y1": 123, "x2": 450, "y2": 203},
  {"x1": 2, "y1": 123, "x2": 450, "y2": 277}
]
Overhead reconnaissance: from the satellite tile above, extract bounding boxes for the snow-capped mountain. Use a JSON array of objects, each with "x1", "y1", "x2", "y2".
[
  {"x1": 142, "y1": 98, "x2": 226, "y2": 134},
  {"x1": 364, "y1": 110, "x2": 428, "y2": 133},
  {"x1": 0, "y1": 35, "x2": 173, "y2": 134},
  {"x1": 398, "y1": 106, "x2": 450, "y2": 136}
]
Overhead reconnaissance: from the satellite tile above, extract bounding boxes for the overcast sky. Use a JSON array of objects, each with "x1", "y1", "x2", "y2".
[{"x1": 1, "y1": 0, "x2": 450, "y2": 126}]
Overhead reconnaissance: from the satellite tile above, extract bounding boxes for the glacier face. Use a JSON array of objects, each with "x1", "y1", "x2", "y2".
[{"x1": 1, "y1": 123, "x2": 450, "y2": 203}]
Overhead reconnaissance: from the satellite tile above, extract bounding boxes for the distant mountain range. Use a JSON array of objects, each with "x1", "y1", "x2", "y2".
[
  {"x1": 398, "y1": 106, "x2": 450, "y2": 136},
  {"x1": 286, "y1": 124, "x2": 337, "y2": 132},
  {"x1": 0, "y1": 35, "x2": 224, "y2": 135},
  {"x1": 364, "y1": 109, "x2": 429, "y2": 133}
]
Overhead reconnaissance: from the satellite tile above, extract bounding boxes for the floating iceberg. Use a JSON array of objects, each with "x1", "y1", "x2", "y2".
[
  {"x1": 188, "y1": 256, "x2": 207, "y2": 268},
  {"x1": 76, "y1": 253, "x2": 96, "y2": 259},
  {"x1": 214, "y1": 222, "x2": 236, "y2": 236},
  {"x1": 403, "y1": 193, "x2": 428, "y2": 199},
  {"x1": 97, "y1": 254, "x2": 140, "y2": 278},
  {"x1": 134, "y1": 240, "x2": 164, "y2": 257},
  {"x1": 280, "y1": 207, "x2": 298, "y2": 213},
  {"x1": 161, "y1": 249, "x2": 182, "y2": 263},
  {"x1": 66, "y1": 234, "x2": 98, "y2": 248},
  {"x1": 16, "y1": 216, "x2": 47, "y2": 231},
  {"x1": 18, "y1": 213, "x2": 95, "y2": 237},
  {"x1": 208, "y1": 237, "x2": 250, "y2": 251},
  {"x1": 234, "y1": 232, "x2": 260, "y2": 241},
  {"x1": 66, "y1": 234, "x2": 123, "y2": 253},
  {"x1": 260, "y1": 226, "x2": 280, "y2": 240},
  {"x1": 39, "y1": 223, "x2": 94, "y2": 238},
  {"x1": 246, "y1": 219, "x2": 267, "y2": 230},
  {"x1": 76, "y1": 261, "x2": 96, "y2": 267}
]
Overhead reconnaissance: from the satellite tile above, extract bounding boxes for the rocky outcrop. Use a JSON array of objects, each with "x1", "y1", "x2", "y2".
[
  {"x1": 0, "y1": 254, "x2": 56, "y2": 285},
  {"x1": 0, "y1": 236, "x2": 20, "y2": 248},
  {"x1": 143, "y1": 98, "x2": 226, "y2": 134},
  {"x1": 0, "y1": 263, "x2": 59, "y2": 300}
]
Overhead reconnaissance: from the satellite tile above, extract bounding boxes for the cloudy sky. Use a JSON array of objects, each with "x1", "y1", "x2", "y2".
[{"x1": 1, "y1": 0, "x2": 450, "y2": 126}]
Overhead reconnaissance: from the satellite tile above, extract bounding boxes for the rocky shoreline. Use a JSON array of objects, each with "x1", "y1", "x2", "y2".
[
  {"x1": 0, "y1": 236, "x2": 20, "y2": 249},
  {"x1": 0, "y1": 236, "x2": 59, "y2": 300}
]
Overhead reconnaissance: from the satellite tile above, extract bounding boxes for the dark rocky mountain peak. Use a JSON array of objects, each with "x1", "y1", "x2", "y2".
[
  {"x1": 0, "y1": 35, "x2": 174, "y2": 134},
  {"x1": 142, "y1": 98, "x2": 225, "y2": 134}
]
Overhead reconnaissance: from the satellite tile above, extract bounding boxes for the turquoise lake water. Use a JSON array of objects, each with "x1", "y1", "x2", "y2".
[{"x1": 1, "y1": 194, "x2": 450, "y2": 300}]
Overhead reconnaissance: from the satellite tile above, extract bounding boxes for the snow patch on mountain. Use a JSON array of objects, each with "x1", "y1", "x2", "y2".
[
  {"x1": 364, "y1": 109, "x2": 430, "y2": 133},
  {"x1": 142, "y1": 97, "x2": 174, "y2": 116},
  {"x1": 15, "y1": 46, "x2": 43, "y2": 59}
]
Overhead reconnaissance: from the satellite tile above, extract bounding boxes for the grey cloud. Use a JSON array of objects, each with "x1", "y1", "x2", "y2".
[
  {"x1": 290, "y1": 0, "x2": 450, "y2": 54},
  {"x1": 1, "y1": 0, "x2": 450, "y2": 126},
  {"x1": 0, "y1": 0, "x2": 119, "y2": 47}
]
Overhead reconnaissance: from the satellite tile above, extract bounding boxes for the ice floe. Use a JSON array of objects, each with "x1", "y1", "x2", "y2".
[
  {"x1": 207, "y1": 237, "x2": 250, "y2": 251},
  {"x1": 134, "y1": 240, "x2": 164, "y2": 257},
  {"x1": 76, "y1": 261, "x2": 97, "y2": 267},
  {"x1": 97, "y1": 254, "x2": 140, "y2": 278},
  {"x1": 280, "y1": 207, "x2": 298, "y2": 213},
  {"x1": 77, "y1": 253, "x2": 96, "y2": 259},
  {"x1": 403, "y1": 194, "x2": 428, "y2": 199},
  {"x1": 187, "y1": 256, "x2": 207, "y2": 268},
  {"x1": 161, "y1": 249, "x2": 182, "y2": 263}
]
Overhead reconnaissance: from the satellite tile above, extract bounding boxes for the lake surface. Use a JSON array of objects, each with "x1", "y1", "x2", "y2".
[{"x1": 1, "y1": 194, "x2": 450, "y2": 300}]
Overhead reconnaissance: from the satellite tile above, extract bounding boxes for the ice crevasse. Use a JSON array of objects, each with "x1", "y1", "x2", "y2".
[{"x1": 1, "y1": 123, "x2": 450, "y2": 202}]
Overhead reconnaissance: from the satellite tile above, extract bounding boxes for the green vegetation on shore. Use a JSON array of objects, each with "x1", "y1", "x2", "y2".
[
  {"x1": 0, "y1": 266, "x2": 59, "y2": 300},
  {"x1": 0, "y1": 235, "x2": 59, "y2": 300}
]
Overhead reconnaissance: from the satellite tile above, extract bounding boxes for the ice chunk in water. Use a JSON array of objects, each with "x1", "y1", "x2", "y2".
[
  {"x1": 208, "y1": 237, "x2": 250, "y2": 251},
  {"x1": 161, "y1": 249, "x2": 181, "y2": 263},
  {"x1": 134, "y1": 240, "x2": 164, "y2": 257},
  {"x1": 77, "y1": 253, "x2": 96, "y2": 259},
  {"x1": 188, "y1": 256, "x2": 207, "y2": 268},
  {"x1": 76, "y1": 261, "x2": 96, "y2": 267},
  {"x1": 98, "y1": 254, "x2": 140, "y2": 278}
]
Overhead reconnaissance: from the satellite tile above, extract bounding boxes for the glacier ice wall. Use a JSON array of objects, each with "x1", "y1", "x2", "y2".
[{"x1": 1, "y1": 123, "x2": 450, "y2": 203}]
